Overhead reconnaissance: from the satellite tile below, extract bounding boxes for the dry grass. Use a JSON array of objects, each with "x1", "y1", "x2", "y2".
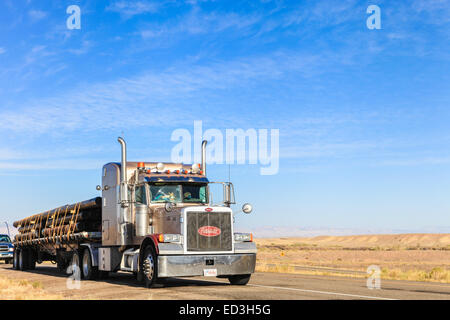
[
  {"x1": 255, "y1": 234, "x2": 450, "y2": 283},
  {"x1": 0, "y1": 276, "x2": 63, "y2": 300}
]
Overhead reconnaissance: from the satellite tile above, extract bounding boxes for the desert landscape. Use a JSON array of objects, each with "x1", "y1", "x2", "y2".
[
  {"x1": 0, "y1": 233, "x2": 449, "y2": 300},
  {"x1": 255, "y1": 234, "x2": 450, "y2": 283}
]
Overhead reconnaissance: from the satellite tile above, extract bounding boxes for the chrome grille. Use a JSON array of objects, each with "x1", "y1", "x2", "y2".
[
  {"x1": 186, "y1": 211, "x2": 232, "y2": 252},
  {"x1": 0, "y1": 245, "x2": 8, "y2": 252}
]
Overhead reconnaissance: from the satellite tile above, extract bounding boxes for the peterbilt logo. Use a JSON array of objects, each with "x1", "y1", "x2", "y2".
[{"x1": 198, "y1": 226, "x2": 221, "y2": 237}]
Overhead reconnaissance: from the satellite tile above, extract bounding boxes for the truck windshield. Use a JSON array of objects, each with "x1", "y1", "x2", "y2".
[
  {"x1": 0, "y1": 235, "x2": 11, "y2": 243},
  {"x1": 149, "y1": 183, "x2": 207, "y2": 204}
]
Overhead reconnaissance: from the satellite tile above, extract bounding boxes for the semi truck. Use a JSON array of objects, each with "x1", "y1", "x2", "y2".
[{"x1": 12, "y1": 138, "x2": 256, "y2": 287}]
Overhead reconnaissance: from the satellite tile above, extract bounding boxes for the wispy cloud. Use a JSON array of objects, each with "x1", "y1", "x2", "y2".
[
  {"x1": 0, "y1": 51, "x2": 326, "y2": 135},
  {"x1": 139, "y1": 8, "x2": 262, "y2": 39},
  {"x1": 28, "y1": 9, "x2": 47, "y2": 21},
  {"x1": 106, "y1": 1, "x2": 161, "y2": 17},
  {"x1": 0, "y1": 47, "x2": 5, "y2": 55}
]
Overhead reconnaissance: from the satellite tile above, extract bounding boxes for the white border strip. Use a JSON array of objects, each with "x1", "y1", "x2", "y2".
[{"x1": 247, "y1": 283, "x2": 397, "y2": 300}]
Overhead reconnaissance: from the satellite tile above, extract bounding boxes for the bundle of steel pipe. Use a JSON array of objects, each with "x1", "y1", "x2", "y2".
[
  {"x1": 13, "y1": 197, "x2": 101, "y2": 228},
  {"x1": 13, "y1": 197, "x2": 102, "y2": 243}
]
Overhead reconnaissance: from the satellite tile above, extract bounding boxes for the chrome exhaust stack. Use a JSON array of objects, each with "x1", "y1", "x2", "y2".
[
  {"x1": 118, "y1": 137, "x2": 128, "y2": 207},
  {"x1": 201, "y1": 140, "x2": 207, "y2": 176}
]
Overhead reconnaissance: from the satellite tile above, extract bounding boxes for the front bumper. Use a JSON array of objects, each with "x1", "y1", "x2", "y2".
[
  {"x1": 0, "y1": 253, "x2": 13, "y2": 260},
  {"x1": 158, "y1": 253, "x2": 256, "y2": 278}
]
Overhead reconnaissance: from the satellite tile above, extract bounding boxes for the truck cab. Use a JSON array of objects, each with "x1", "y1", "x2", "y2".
[
  {"x1": 95, "y1": 138, "x2": 256, "y2": 287},
  {"x1": 0, "y1": 234, "x2": 14, "y2": 264}
]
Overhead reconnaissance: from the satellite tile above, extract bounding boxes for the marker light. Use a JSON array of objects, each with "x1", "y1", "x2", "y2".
[
  {"x1": 175, "y1": 170, "x2": 180, "y2": 174},
  {"x1": 137, "y1": 162, "x2": 145, "y2": 168},
  {"x1": 158, "y1": 234, "x2": 182, "y2": 243}
]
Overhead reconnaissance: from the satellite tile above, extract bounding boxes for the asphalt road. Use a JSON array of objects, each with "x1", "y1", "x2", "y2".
[{"x1": 1, "y1": 263, "x2": 449, "y2": 300}]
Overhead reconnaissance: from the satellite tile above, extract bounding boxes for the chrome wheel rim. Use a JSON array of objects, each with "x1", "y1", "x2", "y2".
[{"x1": 143, "y1": 254, "x2": 154, "y2": 281}]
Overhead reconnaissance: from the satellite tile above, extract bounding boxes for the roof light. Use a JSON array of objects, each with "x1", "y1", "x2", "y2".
[
  {"x1": 156, "y1": 162, "x2": 165, "y2": 171},
  {"x1": 175, "y1": 170, "x2": 180, "y2": 174},
  {"x1": 191, "y1": 163, "x2": 200, "y2": 174},
  {"x1": 137, "y1": 162, "x2": 145, "y2": 168},
  {"x1": 165, "y1": 170, "x2": 171, "y2": 174}
]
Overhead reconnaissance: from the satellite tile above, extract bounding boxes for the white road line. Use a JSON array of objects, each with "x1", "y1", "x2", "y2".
[{"x1": 247, "y1": 284, "x2": 397, "y2": 300}]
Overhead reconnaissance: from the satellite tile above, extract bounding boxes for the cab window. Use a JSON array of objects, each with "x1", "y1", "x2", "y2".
[{"x1": 135, "y1": 185, "x2": 147, "y2": 204}]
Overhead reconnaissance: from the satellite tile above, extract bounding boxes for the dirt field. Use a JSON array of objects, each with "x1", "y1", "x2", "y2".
[{"x1": 255, "y1": 234, "x2": 450, "y2": 283}]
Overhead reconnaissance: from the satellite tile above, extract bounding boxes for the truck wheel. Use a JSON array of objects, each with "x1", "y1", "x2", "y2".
[
  {"x1": 13, "y1": 249, "x2": 20, "y2": 270},
  {"x1": 27, "y1": 250, "x2": 36, "y2": 270},
  {"x1": 228, "y1": 274, "x2": 251, "y2": 285},
  {"x1": 18, "y1": 249, "x2": 28, "y2": 271},
  {"x1": 81, "y1": 249, "x2": 98, "y2": 280},
  {"x1": 140, "y1": 246, "x2": 158, "y2": 288},
  {"x1": 70, "y1": 251, "x2": 82, "y2": 280}
]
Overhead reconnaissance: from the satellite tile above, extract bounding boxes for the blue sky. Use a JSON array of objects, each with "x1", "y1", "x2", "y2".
[{"x1": 0, "y1": 0, "x2": 450, "y2": 235}]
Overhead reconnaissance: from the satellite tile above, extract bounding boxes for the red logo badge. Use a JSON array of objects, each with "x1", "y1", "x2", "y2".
[
  {"x1": 198, "y1": 226, "x2": 221, "y2": 237},
  {"x1": 205, "y1": 208, "x2": 213, "y2": 212}
]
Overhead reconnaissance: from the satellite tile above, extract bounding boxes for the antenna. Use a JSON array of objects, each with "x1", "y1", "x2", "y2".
[{"x1": 4, "y1": 222, "x2": 10, "y2": 237}]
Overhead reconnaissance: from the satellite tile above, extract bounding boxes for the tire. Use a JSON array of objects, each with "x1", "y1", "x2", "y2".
[
  {"x1": 27, "y1": 250, "x2": 36, "y2": 270},
  {"x1": 13, "y1": 249, "x2": 20, "y2": 270},
  {"x1": 70, "y1": 251, "x2": 82, "y2": 280},
  {"x1": 140, "y1": 246, "x2": 158, "y2": 288},
  {"x1": 81, "y1": 249, "x2": 98, "y2": 280},
  {"x1": 18, "y1": 248, "x2": 27, "y2": 271},
  {"x1": 228, "y1": 274, "x2": 251, "y2": 285},
  {"x1": 57, "y1": 254, "x2": 68, "y2": 274}
]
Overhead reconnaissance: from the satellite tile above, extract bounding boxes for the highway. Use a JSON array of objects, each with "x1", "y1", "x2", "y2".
[{"x1": 1, "y1": 263, "x2": 449, "y2": 300}]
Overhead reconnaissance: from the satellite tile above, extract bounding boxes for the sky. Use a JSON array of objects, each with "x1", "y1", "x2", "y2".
[{"x1": 0, "y1": 0, "x2": 450, "y2": 236}]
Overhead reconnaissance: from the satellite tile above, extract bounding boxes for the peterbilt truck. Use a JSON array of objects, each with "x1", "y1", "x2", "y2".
[{"x1": 12, "y1": 138, "x2": 256, "y2": 287}]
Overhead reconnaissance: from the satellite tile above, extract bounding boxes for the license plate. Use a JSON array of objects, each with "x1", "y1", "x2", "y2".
[{"x1": 203, "y1": 269, "x2": 217, "y2": 277}]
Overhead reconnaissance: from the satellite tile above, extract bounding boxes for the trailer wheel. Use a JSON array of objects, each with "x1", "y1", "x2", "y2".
[
  {"x1": 140, "y1": 246, "x2": 158, "y2": 288},
  {"x1": 13, "y1": 249, "x2": 20, "y2": 270},
  {"x1": 81, "y1": 249, "x2": 98, "y2": 280},
  {"x1": 27, "y1": 250, "x2": 36, "y2": 270},
  {"x1": 228, "y1": 274, "x2": 251, "y2": 285},
  {"x1": 18, "y1": 249, "x2": 27, "y2": 271},
  {"x1": 69, "y1": 250, "x2": 82, "y2": 280}
]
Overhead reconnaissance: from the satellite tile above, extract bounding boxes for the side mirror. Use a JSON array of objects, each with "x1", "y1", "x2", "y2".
[{"x1": 242, "y1": 203, "x2": 253, "y2": 214}]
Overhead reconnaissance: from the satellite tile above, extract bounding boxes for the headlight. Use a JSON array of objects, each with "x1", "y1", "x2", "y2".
[
  {"x1": 158, "y1": 234, "x2": 182, "y2": 243},
  {"x1": 8, "y1": 247, "x2": 13, "y2": 252},
  {"x1": 234, "y1": 233, "x2": 253, "y2": 242}
]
